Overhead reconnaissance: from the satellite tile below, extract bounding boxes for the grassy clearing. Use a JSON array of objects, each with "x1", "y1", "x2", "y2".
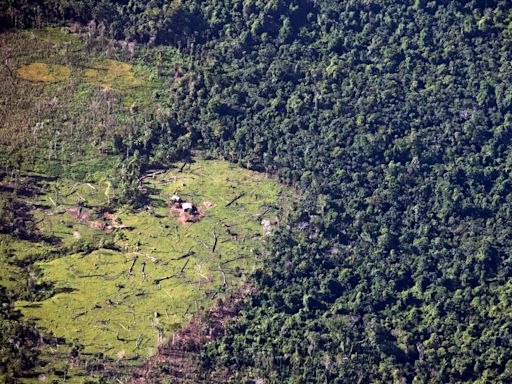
[
  {"x1": 15, "y1": 158, "x2": 287, "y2": 381},
  {"x1": 84, "y1": 60, "x2": 143, "y2": 89},
  {"x1": 17, "y1": 62, "x2": 72, "y2": 83}
]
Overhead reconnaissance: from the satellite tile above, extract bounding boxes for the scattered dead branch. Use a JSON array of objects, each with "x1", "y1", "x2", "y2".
[
  {"x1": 225, "y1": 193, "x2": 245, "y2": 207},
  {"x1": 128, "y1": 255, "x2": 138, "y2": 276},
  {"x1": 211, "y1": 231, "x2": 219, "y2": 253},
  {"x1": 171, "y1": 250, "x2": 195, "y2": 261},
  {"x1": 141, "y1": 262, "x2": 147, "y2": 281},
  {"x1": 130, "y1": 285, "x2": 255, "y2": 383}
]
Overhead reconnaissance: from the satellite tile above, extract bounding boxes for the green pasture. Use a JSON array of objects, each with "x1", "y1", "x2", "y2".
[{"x1": 14, "y1": 159, "x2": 286, "y2": 381}]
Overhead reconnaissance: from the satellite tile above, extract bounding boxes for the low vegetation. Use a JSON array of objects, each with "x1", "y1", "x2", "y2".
[
  {"x1": 83, "y1": 60, "x2": 143, "y2": 89},
  {"x1": 17, "y1": 62, "x2": 71, "y2": 83}
]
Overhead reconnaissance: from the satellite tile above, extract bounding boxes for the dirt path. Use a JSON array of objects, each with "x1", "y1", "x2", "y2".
[{"x1": 130, "y1": 286, "x2": 254, "y2": 383}]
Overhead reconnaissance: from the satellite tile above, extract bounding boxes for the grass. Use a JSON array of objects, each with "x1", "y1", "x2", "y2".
[
  {"x1": 14, "y1": 158, "x2": 288, "y2": 382},
  {"x1": 17, "y1": 62, "x2": 72, "y2": 83},
  {"x1": 83, "y1": 60, "x2": 144, "y2": 90},
  {"x1": 26, "y1": 27, "x2": 83, "y2": 47}
]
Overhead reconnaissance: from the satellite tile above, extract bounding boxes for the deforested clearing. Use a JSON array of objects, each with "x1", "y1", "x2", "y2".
[{"x1": 10, "y1": 158, "x2": 287, "y2": 381}]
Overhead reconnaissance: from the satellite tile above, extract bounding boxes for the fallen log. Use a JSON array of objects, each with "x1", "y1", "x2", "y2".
[
  {"x1": 153, "y1": 273, "x2": 178, "y2": 284},
  {"x1": 138, "y1": 170, "x2": 166, "y2": 182},
  {"x1": 212, "y1": 231, "x2": 219, "y2": 253},
  {"x1": 219, "y1": 264, "x2": 227, "y2": 288},
  {"x1": 128, "y1": 256, "x2": 138, "y2": 276},
  {"x1": 141, "y1": 262, "x2": 147, "y2": 281},
  {"x1": 135, "y1": 334, "x2": 143, "y2": 350},
  {"x1": 225, "y1": 193, "x2": 245, "y2": 207},
  {"x1": 72, "y1": 310, "x2": 88, "y2": 320},
  {"x1": 79, "y1": 273, "x2": 107, "y2": 278},
  {"x1": 153, "y1": 259, "x2": 189, "y2": 284},
  {"x1": 62, "y1": 184, "x2": 78, "y2": 197},
  {"x1": 255, "y1": 206, "x2": 273, "y2": 221},
  {"x1": 171, "y1": 251, "x2": 195, "y2": 261},
  {"x1": 220, "y1": 255, "x2": 248, "y2": 266},
  {"x1": 180, "y1": 259, "x2": 190, "y2": 273}
]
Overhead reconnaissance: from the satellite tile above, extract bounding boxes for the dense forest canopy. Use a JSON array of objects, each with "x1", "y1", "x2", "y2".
[{"x1": 2, "y1": 0, "x2": 512, "y2": 382}]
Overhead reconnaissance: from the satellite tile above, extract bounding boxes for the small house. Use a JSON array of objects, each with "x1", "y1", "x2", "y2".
[{"x1": 182, "y1": 202, "x2": 195, "y2": 213}]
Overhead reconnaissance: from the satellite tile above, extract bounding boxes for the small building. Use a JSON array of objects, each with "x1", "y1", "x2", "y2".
[{"x1": 182, "y1": 202, "x2": 195, "y2": 213}]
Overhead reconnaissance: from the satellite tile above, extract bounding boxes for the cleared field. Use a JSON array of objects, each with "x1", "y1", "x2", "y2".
[{"x1": 14, "y1": 159, "x2": 286, "y2": 381}]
